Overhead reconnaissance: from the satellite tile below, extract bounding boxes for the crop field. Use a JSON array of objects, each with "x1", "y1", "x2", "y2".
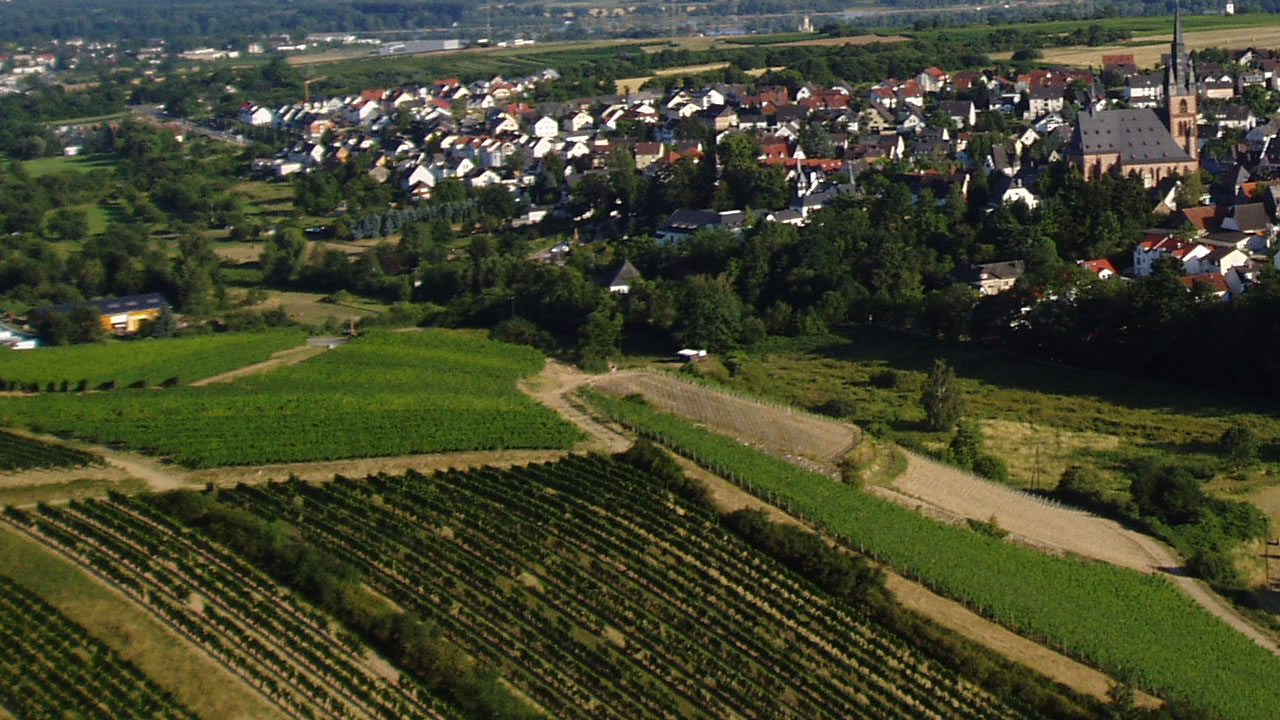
[
  {"x1": 0, "y1": 330, "x2": 581, "y2": 467},
  {"x1": 0, "y1": 430, "x2": 101, "y2": 472},
  {"x1": 0, "y1": 329, "x2": 306, "y2": 388},
  {"x1": 592, "y1": 370, "x2": 858, "y2": 463},
  {"x1": 582, "y1": 390, "x2": 1280, "y2": 720},
  {"x1": 0, "y1": 501, "x2": 459, "y2": 720},
  {"x1": 127, "y1": 454, "x2": 1030, "y2": 720},
  {"x1": 0, "y1": 575, "x2": 197, "y2": 720}
]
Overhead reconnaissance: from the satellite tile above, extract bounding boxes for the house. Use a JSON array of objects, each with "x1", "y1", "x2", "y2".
[
  {"x1": 706, "y1": 105, "x2": 739, "y2": 132},
  {"x1": 31, "y1": 293, "x2": 170, "y2": 335},
  {"x1": 1182, "y1": 272, "x2": 1231, "y2": 298},
  {"x1": 531, "y1": 115, "x2": 559, "y2": 138},
  {"x1": 1079, "y1": 258, "x2": 1118, "y2": 279},
  {"x1": 238, "y1": 103, "x2": 274, "y2": 126},
  {"x1": 655, "y1": 208, "x2": 748, "y2": 242},
  {"x1": 957, "y1": 261, "x2": 1026, "y2": 295},
  {"x1": 917, "y1": 66, "x2": 949, "y2": 92},
  {"x1": 1214, "y1": 103, "x2": 1256, "y2": 130},
  {"x1": 1132, "y1": 232, "x2": 1210, "y2": 276},
  {"x1": 1025, "y1": 86, "x2": 1064, "y2": 120},
  {"x1": 991, "y1": 176, "x2": 1038, "y2": 209},
  {"x1": 607, "y1": 259, "x2": 642, "y2": 294},
  {"x1": 937, "y1": 100, "x2": 976, "y2": 129},
  {"x1": 634, "y1": 142, "x2": 664, "y2": 171},
  {"x1": 563, "y1": 111, "x2": 593, "y2": 132},
  {"x1": 1124, "y1": 74, "x2": 1163, "y2": 108},
  {"x1": 1103, "y1": 53, "x2": 1140, "y2": 77}
]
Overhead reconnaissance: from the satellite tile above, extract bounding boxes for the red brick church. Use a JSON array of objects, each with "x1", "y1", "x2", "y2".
[{"x1": 1069, "y1": 6, "x2": 1199, "y2": 187}]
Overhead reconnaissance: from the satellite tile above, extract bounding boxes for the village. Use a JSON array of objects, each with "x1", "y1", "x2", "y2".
[{"x1": 223, "y1": 13, "x2": 1280, "y2": 304}]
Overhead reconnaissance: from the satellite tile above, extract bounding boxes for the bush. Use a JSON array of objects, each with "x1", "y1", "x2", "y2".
[
  {"x1": 1057, "y1": 465, "x2": 1107, "y2": 506},
  {"x1": 1188, "y1": 548, "x2": 1245, "y2": 591},
  {"x1": 870, "y1": 369, "x2": 899, "y2": 389},
  {"x1": 817, "y1": 395, "x2": 858, "y2": 420},
  {"x1": 973, "y1": 453, "x2": 1009, "y2": 482},
  {"x1": 1219, "y1": 424, "x2": 1259, "y2": 469}
]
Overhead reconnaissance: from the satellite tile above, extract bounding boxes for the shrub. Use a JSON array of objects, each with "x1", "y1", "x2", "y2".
[
  {"x1": 1219, "y1": 424, "x2": 1260, "y2": 469},
  {"x1": 817, "y1": 395, "x2": 858, "y2": 420},
  {"x1": 870, "y1": 369, "x2": 899, "y2": 389},
  {"x1": 973, "y1": 453, "x2": 1009, "y2": 482},
  {"x1": 1057, "y1": 465, "x2": 1107, "y2": 506},
  {"x1": 1188, "y1": 548, "x2": 1245, "y2": 591}
]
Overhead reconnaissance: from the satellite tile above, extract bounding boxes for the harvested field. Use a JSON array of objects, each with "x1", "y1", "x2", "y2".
[
  {"x1": 591, "y1": 370, "x2": 859, "y2": 462},
  {"x1": 614, "y1": 64, "x2": 777, "y2": 94},
  {"x1": 1041, "y1": 27, "x2": 1280, "y2": 68}
]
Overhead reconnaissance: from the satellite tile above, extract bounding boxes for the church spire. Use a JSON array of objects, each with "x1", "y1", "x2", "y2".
[{"x1": 1167, "y1": 0, "x2": 1195, "y2": 96}]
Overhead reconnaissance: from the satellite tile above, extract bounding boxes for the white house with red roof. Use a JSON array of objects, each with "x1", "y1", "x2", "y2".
[
  {"x1": 1079, "y1": 258, "x2": 1119, "y2": 279},
  {"x1": 1133, "y1": 232, "x2": 1210, "y2": 276}
]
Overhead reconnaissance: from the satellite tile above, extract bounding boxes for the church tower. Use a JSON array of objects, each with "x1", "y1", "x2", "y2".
[{"x1": 1165, "y1": 2, "x2": 1199, "y2": 160}]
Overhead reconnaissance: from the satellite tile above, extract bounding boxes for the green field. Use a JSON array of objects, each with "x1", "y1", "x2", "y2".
[
  {"x1": 582, "y1": 389, "x2": 1280, "y2": 720},
  {"x1": 0, "y1": 330, "x2": 581, "y2": 467},
  {"x1": 0, "y1": 329, "x2": 306, "y2": 388},
  {"x1": 20, "y1": 153, "x2": 117, "y2": 178},
  {"x1": 0, "y1": 430, "x2": 101, "y2": 471}
]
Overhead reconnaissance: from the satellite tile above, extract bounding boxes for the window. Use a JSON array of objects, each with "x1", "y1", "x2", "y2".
[{"x1": 1179, "y1": 99, "x2": 1188, "y2": 113}]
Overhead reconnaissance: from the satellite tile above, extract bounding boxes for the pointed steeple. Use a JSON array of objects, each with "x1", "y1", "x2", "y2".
[{"x1": 1167, "y1": 0, "x2": 1195, "y2": 96}]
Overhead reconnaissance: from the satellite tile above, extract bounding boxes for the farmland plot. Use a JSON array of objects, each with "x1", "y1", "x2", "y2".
[{"x1": 593, "y1": 370, "x2": 858, "y2": 462}]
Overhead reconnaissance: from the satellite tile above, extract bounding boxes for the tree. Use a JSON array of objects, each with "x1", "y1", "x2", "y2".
[
  {"x1": 1219, "y1": 424, "x2": 1260, "y2": 469},
  {"x1": 674, "y1": 274, "x2": 744, "y2": 352},
  {"x1": 1057, "y1": 465, "x2": 1107, "y2": 506},
  {"x1": 46, "y1": 208, "x2": 89, "y2": 241},
  {"x1": 147, "y1": 305, "x2": 179, "y2": 338},
  {"x1": 920, "y1": 357, "x2": 963, "y2": 431},
  {"x1": 576, "y1": 307, "x2": 622, "y2": 373}
]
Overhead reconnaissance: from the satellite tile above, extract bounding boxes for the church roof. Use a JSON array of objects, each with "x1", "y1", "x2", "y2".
[{"x1": 1073, "y1": 108, "x2": 1192, "y2": 164}]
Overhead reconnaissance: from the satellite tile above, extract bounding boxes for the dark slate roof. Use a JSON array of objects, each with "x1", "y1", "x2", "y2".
[
  {"x1": 956, "y1": 261, "x2": 1026, "y2": 284},
  {"x1": 608, "y1": 259, "x2": 642, "y2": 287},
  {"x1": 1072, "y1": 109, "x2": 1192, "y2": 164},
  {"x1": 33, "y1": 292, "x2": 169, "y2": 318},
  {"x1": 1230, "y1": 202, "x2": 1271, "y2": 232}
]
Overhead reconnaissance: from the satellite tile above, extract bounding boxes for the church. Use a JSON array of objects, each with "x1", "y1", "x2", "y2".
[{"x1": 1068, "y1": 7, "x2": 1200, "y2": 187}]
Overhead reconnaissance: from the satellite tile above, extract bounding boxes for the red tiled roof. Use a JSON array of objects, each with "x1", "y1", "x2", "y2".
[{"x1": 1081, "y1": 258, "x2": 1118, "y2": 275}]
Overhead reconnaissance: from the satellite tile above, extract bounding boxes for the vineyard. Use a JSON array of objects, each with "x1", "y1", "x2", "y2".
[
  {"x1": 0, "y1": 575, "x2": 198, "y2": 720},
  {"x1": 1, "y1": 499, "x2": 463, "y2": 720},
  {"x1": 0, "y1": 430, "x2": 101, "y2": 471},
  {"x1": 154, "y1": 454, "x2": 1029, "y2": 720},
  {"x1": 0, "y1": 330, "x2": 581, "y2": 467},
  {"x1": 582, "y1": 390, "x2": 1280, "y2": 720},
  {"x1": 0, "y1": 329, "x2": 305, "y2": 388}
]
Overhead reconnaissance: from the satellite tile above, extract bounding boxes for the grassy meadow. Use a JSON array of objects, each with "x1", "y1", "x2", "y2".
[{"x1": 714, "y1": 329, "x2": 1280, "y2": 503}]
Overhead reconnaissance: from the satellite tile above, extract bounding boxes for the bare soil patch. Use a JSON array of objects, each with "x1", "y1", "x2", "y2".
[{"x1": 591, "y1": 370, "x2": 860, "y2": 463}]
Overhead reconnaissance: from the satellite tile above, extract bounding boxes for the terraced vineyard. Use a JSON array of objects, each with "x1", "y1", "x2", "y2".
[
  {"x1": 0, "y1": 430, "x2": 101, "y2": 471},
  {"x1": 0, "y1": 328, "x2": 305, "y2": 388},
  {"x1": 0, "y1": 330, "x2": 581, "y2": 467},
  {"x1": 1, "y1": 500, "x2": 461, "y2": 720},
  {"x1": 0, "y1": 575, "x2": 197, "y2": 720},
  {"x1": 150, "y1": 455, "x2": 1029, "y2": 720},
  {"x1": 582, "y1": 390, "x2": 1280, "y2": 720}
]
